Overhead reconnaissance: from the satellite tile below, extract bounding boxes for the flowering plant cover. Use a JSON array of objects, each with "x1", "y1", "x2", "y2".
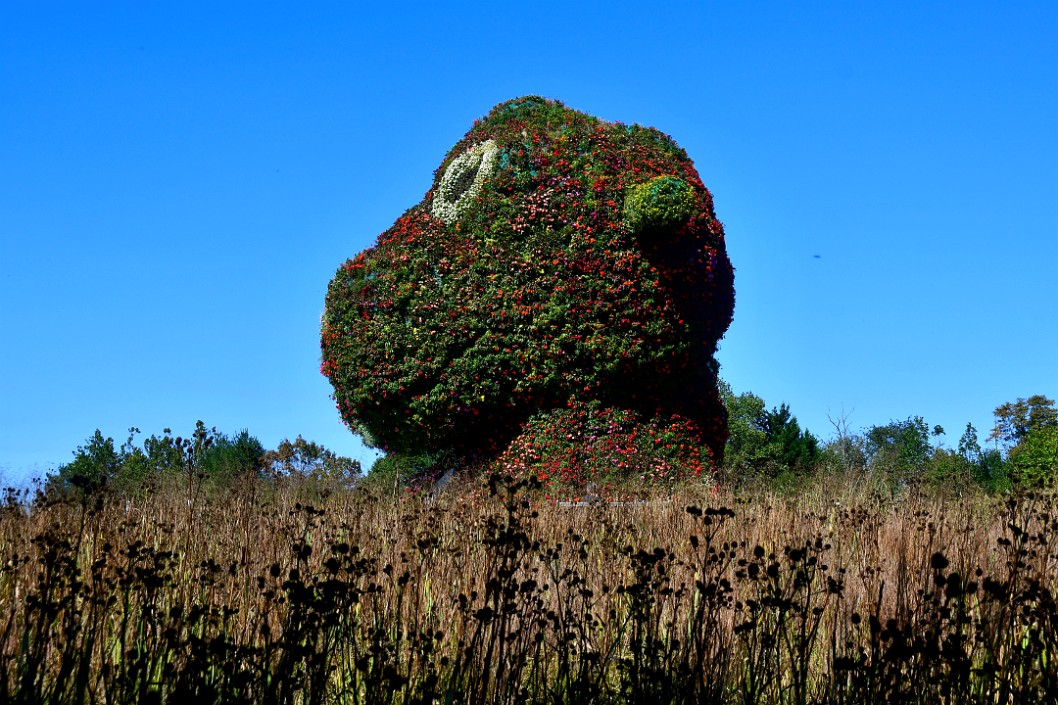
[{"x1": 322, "y1": 97, "x2": 734, "y2": 488}]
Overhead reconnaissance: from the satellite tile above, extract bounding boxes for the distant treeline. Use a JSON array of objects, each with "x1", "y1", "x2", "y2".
[
  {"x1": 42, "y1": 391, "x2": 1056, "y2": 499},
  {"x1": 713, "y1": 386, "x2": 1055, "y2": 494},
  {"x1": 44, "y1": 422, "x2": 360, "y2": 497}
]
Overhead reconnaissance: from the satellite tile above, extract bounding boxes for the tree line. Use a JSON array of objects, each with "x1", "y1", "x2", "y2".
[
  {"x1": 41, "y1": 393, "x2": 1055, "y2": 498},
  {"x1": 44, "y1": 422, "x2": 360, "y2": 497},
  {"x1": 721, "y1": 386, "x2": 1057, "y2": 493}
]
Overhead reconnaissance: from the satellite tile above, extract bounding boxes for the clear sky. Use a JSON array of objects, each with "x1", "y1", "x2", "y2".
[{"x1": 3, "y1": 2, "x2": 1056, "y2": 486}]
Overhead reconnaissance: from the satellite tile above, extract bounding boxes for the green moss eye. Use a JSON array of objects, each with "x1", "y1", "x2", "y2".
[
  {"x1": 431, "y1": 140, "x2": 500, "y2": 224},
  {"x1": 623, "y1": 175, "x2": 697, "y2": 234}
]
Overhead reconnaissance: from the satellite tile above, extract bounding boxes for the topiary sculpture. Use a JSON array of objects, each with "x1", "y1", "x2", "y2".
[{"x1": 321, "y1": 97, "x2": 734, "y2": 489}]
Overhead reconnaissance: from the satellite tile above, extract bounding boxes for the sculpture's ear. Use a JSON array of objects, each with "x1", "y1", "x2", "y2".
[
  {"x1": 622, "y1": 175, "x2": 698, "y2": 236},
  {"x1": 431, "y1": 140, "x2": 500, "y2": 224}
]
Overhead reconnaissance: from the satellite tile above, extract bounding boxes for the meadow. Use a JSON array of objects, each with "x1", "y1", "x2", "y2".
[{"x1": 1, "y1": 472, "x2": 1056, "y2": 704}]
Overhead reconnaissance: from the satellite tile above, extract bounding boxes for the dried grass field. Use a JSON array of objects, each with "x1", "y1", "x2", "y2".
[{"x1": 1, "y1": 474, "x2": 1056, "y2": 704}]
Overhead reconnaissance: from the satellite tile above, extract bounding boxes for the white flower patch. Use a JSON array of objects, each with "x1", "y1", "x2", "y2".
[{"x1": 431, "y1": 140, "x2": 499, "y2": 225}]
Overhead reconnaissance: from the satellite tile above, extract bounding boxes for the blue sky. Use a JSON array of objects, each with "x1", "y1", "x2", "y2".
[{"x1": 2, "y1": 2, "x2": 1056, "y2": 485}]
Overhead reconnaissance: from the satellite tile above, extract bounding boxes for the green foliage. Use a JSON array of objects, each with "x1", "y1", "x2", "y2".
[
  {"x1": 720, "y1": 383, "x2": 819, "y2": 480},
  {"x1": 865, "y1": 416, "x2": 932, "y2": 479},
  {"x1": 48, "y1": 430, "x2": 122, "y2": 496},
  {"x1": 815, "y1": 417, "x2": 1014, "y2": 495},
  {"x1": 1009, "y1": 425, "x2": 1058, "y2": 487},
  {"x1": 762, "y1": 404, "x2": 820, "y2": 468},
  {"x1": 952, "y1": 422, "x2": 1011, "y2": 492},
  {"x1": 818, "y1": 437, "x2": 868, "y2": 476},
  {"x1": 364, "y1": 448, "x2": 455, "y2": 492},
  {"x1": 975, "y1": 448, "x2": 1012, "y2": 492},
  {"x1": 262, "y1": 435, "x2": 361, "y2": 483},
  {"x1": 321, "y1": 97, "x2": 735, "y2": 476},
  {"x1": 957, "y1": 421, "x2": 982, "y2": 461},
  {"x1": 46, "y1": 423, "x2": 358, "y2": 496},
  {"x1": 201, "y1": 430, "x2": 266, "y2": 481},
  {"x1": 989, "y1": 394, "x2": 1057, "y2": 448},
  {"x1": 623, "y1": 175, "x2": 698, "y2": 234},
  {"x1": 979, "y1": 394, "x2": 1057, "y2": 489}
]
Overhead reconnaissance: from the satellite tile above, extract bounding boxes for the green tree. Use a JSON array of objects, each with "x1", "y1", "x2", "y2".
[
  {"x1": 47, "y1": 430, "x2": 122, "y2": 495},
  {"x1": 47, "y1": 423, "x2": 270, "y2": 497},
  {"x1": 1008, "y1": 426, "x2": 1058, "y2": 487},
  {"x1": 200, "y1": 430, "x2": 266, "y2": 480},
  {"x1": 989, "y1": 395, "x2": 1057, "y2": 449},
  {"x1": 261, "y1": 436, "x2": 361, "y2": 483},
  {"x1": 761, "y1": 404, "x2": 820, "y2": 470},
  {"x1": 135, "y1": 428, "x2": 185, "y2": 477},
  {"x1": 977, "y1": 448, "x2": 1011, "y2": 492},
  {"x1": 865, "y1": 416, "x2": 931, "y2": 481},
  {"x1": 720, "y1": 383, "x2": 819, "y2": 479},
  {"x1": 983, "y1": 395, "x2": 1056, "y2": 488},
  {"x1": 946, "y1": 419, "x2": 1010, "y2": 490},
  {"x1": 957, "y1": 422, "x2": 982, "y2": 463},
  {"x1": 721, "y1": 384, "x2": 767, "y2": 473}
]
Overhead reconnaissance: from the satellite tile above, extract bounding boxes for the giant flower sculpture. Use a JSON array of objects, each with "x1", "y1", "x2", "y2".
[{"x1": 321, "y1": 97, "x2": 734, "y2": 488}]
